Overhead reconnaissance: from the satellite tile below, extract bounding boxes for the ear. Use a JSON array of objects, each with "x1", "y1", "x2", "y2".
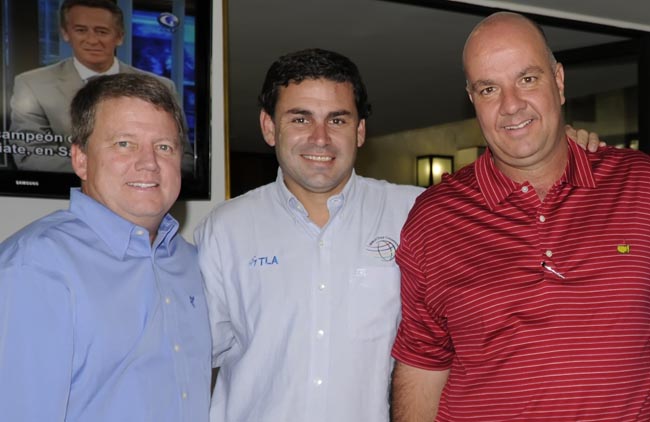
[
  {"x1": 71, "y1": 144, "x2": 88, "y2": 182},
  {"x1": 116, "y1": 31, "x2": 125, "y2": 47},
  {"x1": 554, "y1": 62, "x2": 566, "y2": 106},
  {"x1": 61, "y1": 27, "x2": 70, "y2": 43},
  {"x1": 466, "y1": 85, "x2": 475, "y2": 104},
  {"x1": 356, "y1": 119, "x2": 366, "y2": 148},
  {"x1": 260, "y1": 110, "x2": 277, "y2": 147}
]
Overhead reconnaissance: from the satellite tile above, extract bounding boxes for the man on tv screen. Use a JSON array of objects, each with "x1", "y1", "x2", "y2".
[{"x1": 9, "y1": 0, "x2": 177, "y2": 173}]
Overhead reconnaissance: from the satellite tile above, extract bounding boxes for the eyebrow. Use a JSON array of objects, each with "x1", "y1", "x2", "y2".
[{"x1": 284, "y1": 108, "x2": 353, "y2": 119}]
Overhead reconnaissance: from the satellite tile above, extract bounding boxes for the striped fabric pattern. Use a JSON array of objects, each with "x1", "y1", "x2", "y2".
[{"x1": 392, "y1": 140, "x2": 650, "y2": 421}]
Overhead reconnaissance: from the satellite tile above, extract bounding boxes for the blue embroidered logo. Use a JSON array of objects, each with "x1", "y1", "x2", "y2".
[
  {"x1": 189, "y1": 296, "x2": 196, "y2": 308},
  {"x1": 249, "y1": 255, "x2": 280, "y2": 267},
  {"x1": 366, "y1": 236, "x2": 399, "y2": 262}
]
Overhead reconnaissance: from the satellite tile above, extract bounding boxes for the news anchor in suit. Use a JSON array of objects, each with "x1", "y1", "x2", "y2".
[{"x1": 9, "y1": 0, "x2": 185, "y2": 173}]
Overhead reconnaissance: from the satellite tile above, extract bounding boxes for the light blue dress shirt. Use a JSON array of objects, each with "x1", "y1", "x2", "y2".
[
  {"x1": 195, "y1": 171, "x2": 423, "y2": 422},
  {"x1": 0, "y1": 189, "x2": 211, "y2": 422}
]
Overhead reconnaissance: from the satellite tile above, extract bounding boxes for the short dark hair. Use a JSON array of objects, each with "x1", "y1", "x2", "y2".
[
  {"x1": 70, "y1": 73, "x2": 186, "y2": 150},
  {"x1": 258, "y1": 48, "x2": 371, "y2": 120},
  {"x1": 60, "y1": 0, "x2": 124, "y2": 33}
]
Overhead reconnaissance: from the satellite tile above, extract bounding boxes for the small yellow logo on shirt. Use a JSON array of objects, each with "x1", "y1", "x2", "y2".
[{"x1": 617, "y1": 244, "x2": 631, "y2": 254}]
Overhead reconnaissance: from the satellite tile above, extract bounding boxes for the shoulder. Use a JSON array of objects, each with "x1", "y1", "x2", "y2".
[
  {"x1": 355, "y1": 175, "x2": 424, "y2": 204},
  {"x1": 14, "y1": 59, "x2": 71, "y2": 84},
  {"x1": 194, "y1": 182, "x2": 276, "y2": 241},
  {"x1": 0, "y1": 210, "x2": 78, "y2": 266},
  {"x1": 591, "y1": 146, "x2": 650, "y2": 178}
]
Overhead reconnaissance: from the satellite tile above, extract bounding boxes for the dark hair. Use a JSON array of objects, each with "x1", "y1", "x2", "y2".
[
  {"x1": 258, "y1": 48, "x2": 371, "y2": 120},
  {"x1": 60, "y1": 0, "x2": 124, "y2": 33},
  {"x1": 70, "y1": 73, "x2": 186, "y2": 150}
]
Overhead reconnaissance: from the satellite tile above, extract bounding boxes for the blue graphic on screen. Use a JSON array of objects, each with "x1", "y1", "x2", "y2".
[{"x1": 132, "y1": 10, "x2": 196, "y2": 142}]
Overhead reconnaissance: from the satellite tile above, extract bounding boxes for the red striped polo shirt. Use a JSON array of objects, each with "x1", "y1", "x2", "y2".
[{"x1": 392, "y1": 139, "x2": 650, "y2": 421}]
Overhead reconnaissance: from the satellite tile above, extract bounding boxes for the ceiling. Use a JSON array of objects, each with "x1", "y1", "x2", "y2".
[{"x1": 226, "y1": 0, "x2": 649, "y2": 154}]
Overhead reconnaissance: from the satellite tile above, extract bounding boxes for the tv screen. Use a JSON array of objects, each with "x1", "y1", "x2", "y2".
[{"x1": 0, "y1": 0, "x2": 211, "y2": 199}]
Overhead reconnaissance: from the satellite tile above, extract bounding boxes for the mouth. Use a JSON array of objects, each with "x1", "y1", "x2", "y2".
[
  {"x1": 302, "y1": 154, "x2": 333, "y2": 162},
  {"x1": 504, "y1": 119, "x2": 533, "y2": 130},
  {"x1": 127, "y1": 182, "x2": 159, "y2": 189}
]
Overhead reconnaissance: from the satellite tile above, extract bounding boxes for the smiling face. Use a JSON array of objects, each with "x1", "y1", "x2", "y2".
[
  {"x1": 463, "y1": 14, "x2": 566, "y2": 176},
  {"x1": 71, "y1": 96, "x2": 182, "y2": 236},
  {"x1": 260, "y1": 78, "x2": 366, "y2": 203},
  {"x1": 61, "y1": 5, "x2": 123, "y2": 72}
]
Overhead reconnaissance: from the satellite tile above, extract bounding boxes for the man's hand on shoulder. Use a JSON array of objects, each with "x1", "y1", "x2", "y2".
[{"x1": 565, "y1": 124, "x2": 605, "y2": 152}]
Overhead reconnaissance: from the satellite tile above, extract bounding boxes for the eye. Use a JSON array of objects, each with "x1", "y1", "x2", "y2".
[
  {"x1": 292, "y1": 117, "x2": 307, "y2": 124},
  {"x1": 330, "y1": 118, "x2": 345, "y2": 125},
  {"x1": 522, "y1": 76, "x2": 536, "y2": 83},
  {"x1": 479, "y1": 86, "x2": 496, "y2": 96},
  {"x1": 116, "y1": 140, "x2": 130, "y2": 148},
  {"x1": 157, "y1": 143, "x2": 175, "y2": 153}
]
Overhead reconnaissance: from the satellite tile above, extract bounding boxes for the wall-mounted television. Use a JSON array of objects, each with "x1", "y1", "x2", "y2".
[{"x1": 0, "y1": 0, "x2": 211, "y2": 199}]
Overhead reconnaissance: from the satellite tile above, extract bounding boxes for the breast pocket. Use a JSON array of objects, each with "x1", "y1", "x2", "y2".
[{"x1": 347, "y1": 266, "x2": 401, "y2": 341}]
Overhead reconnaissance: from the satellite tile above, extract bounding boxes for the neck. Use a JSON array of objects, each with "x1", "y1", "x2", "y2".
[{"x1": 496, "y1": 140, "x2": 568, "y2": 202}]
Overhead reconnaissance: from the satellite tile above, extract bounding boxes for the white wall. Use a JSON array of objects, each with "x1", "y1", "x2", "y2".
[{"x1": 0, "y1": 2, "x2": 226, "y2": 243}]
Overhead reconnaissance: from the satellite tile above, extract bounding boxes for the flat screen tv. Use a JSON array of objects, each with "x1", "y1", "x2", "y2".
[{"x1": 0, "y1": 0, "x2": 211, "y2": 199}]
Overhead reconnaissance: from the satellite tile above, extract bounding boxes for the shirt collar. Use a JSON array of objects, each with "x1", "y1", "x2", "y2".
[
  {"x1": 68, "y1": 188, "x2": 179, "y2": 258},
  {"x1": 275, "y1": 168, "x2": 355, "y2": 218},
  {"x1": 476, "y1": 136, "x2": 597, "y2": 210},
  {"x1": 73, "y1": 57, "x2": 120, "y2": 82}
]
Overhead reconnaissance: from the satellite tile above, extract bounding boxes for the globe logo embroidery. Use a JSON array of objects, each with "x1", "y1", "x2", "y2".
[{"x1": 366, "y1": 236, "x2": 399, "y2": 262}]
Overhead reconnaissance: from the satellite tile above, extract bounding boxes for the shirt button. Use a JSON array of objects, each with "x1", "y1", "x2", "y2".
[
  {"x1": 317, "y1": 329, "x2": 325, "y2": 338},
  {"x1": 319, "y1": 283, "x2": 326, "y2": 291},
  {"x1": 135, "y1": 229, "x2": 145, "y2": 236},
  {"x1": 314, "y1": 378, "x2": 323, "y2": 386},
  {"x1": 545, "y1": 250, "x2": 553, "y2": 258},
  {"x1": 181, "y1": 392, "x2": 188, "y2": 399},
  {"x1": 319, "y1": 240, "x2": 325, "y2": 247},
  {"x1": 165, "y1": 297, "x2": 171, "y2": 304},
  {"x1": 521, "y1": 186, "x2": 529, "y2": 193},
  {"x1": 174, "y1": 344, "x2": 180, "y2": 352},
  {"x1": 539, "y1": 215, "x2": 546, "y2": 223}
]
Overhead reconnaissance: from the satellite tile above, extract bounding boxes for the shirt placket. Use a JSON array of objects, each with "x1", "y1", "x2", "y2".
[{"x1": 305, "y1": 226, "x2": 333, "y2": 421}]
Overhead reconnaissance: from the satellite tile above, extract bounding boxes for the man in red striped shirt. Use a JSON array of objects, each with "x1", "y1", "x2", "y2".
[{"x1": 391, "y1": 11, "x2": 650, "y2": 421}]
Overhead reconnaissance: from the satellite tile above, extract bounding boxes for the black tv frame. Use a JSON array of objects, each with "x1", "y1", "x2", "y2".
[{"x1": 0, "y1": 0, "x2": 211, "y2": 199}]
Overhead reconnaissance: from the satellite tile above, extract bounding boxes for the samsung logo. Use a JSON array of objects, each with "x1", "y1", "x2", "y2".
[{"x1": 15, "y1": 180, "x2": 39, "y2": 186}]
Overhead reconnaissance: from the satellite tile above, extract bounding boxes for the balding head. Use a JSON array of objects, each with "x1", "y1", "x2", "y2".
[{"x1": 463, "y1": 12, "x2": 556, "y2": 81}]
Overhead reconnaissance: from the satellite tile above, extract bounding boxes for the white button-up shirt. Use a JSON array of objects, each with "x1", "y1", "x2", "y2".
[{"x1": 195, "y1": 170, "x2": 422, "y2": 422}]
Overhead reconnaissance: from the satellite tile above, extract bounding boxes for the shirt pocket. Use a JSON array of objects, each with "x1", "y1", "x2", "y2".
[{"x1": 347, "y1": 266, "x2": 401, "y2": 341}]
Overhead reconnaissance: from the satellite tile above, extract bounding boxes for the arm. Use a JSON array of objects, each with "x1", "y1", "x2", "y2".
[
  {"x1": 565, "y1": 124, "x2": 605, "y2": 152},
  {"x1": 194, "y1": 221, "x2": 238, "y2": 372},
  {"x1": 0, "y1": 263, "x2": 73, "y2": 421},
  {"x1": 391, "y1": 362, "x2": 450, "y2": 421}
]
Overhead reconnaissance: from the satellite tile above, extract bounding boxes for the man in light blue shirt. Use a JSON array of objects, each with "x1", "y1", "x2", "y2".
[{"x1": 0, "y1": 73, "x2": 211, "y2": 421}]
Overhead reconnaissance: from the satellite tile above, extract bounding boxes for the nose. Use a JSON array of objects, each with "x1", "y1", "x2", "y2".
[
  {"x1": 499, "y1": 87, "x2": 526, "y2": 115},
  {"x1": 84, "y1": 31, "x2": 100, "y2": 44},
  {"x1": 135, "y1": 145, "x2": 160, "y2": 172},
  {"x1": 308, "y1": 121, "x2": 330, "y2": 146}
]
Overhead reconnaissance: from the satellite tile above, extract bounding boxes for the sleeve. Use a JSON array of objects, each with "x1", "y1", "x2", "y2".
[
  {"x1": 194, "y1": 218, "x2": 238, "y2": 368},
  {"x1": 391, "y1": 229, "x2": 455, "y2": 370},
  {"x1": 0, "y1": 262, "x2": 74, "y2": 421}
]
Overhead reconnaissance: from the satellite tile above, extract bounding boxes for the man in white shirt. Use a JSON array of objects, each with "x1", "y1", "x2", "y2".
[
  {"x1": 195, "y1": 48, "x2": 423, "y2": 422},
  {"x1": 195, "y1": 48, "x2": 601, "y2": 421}
]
